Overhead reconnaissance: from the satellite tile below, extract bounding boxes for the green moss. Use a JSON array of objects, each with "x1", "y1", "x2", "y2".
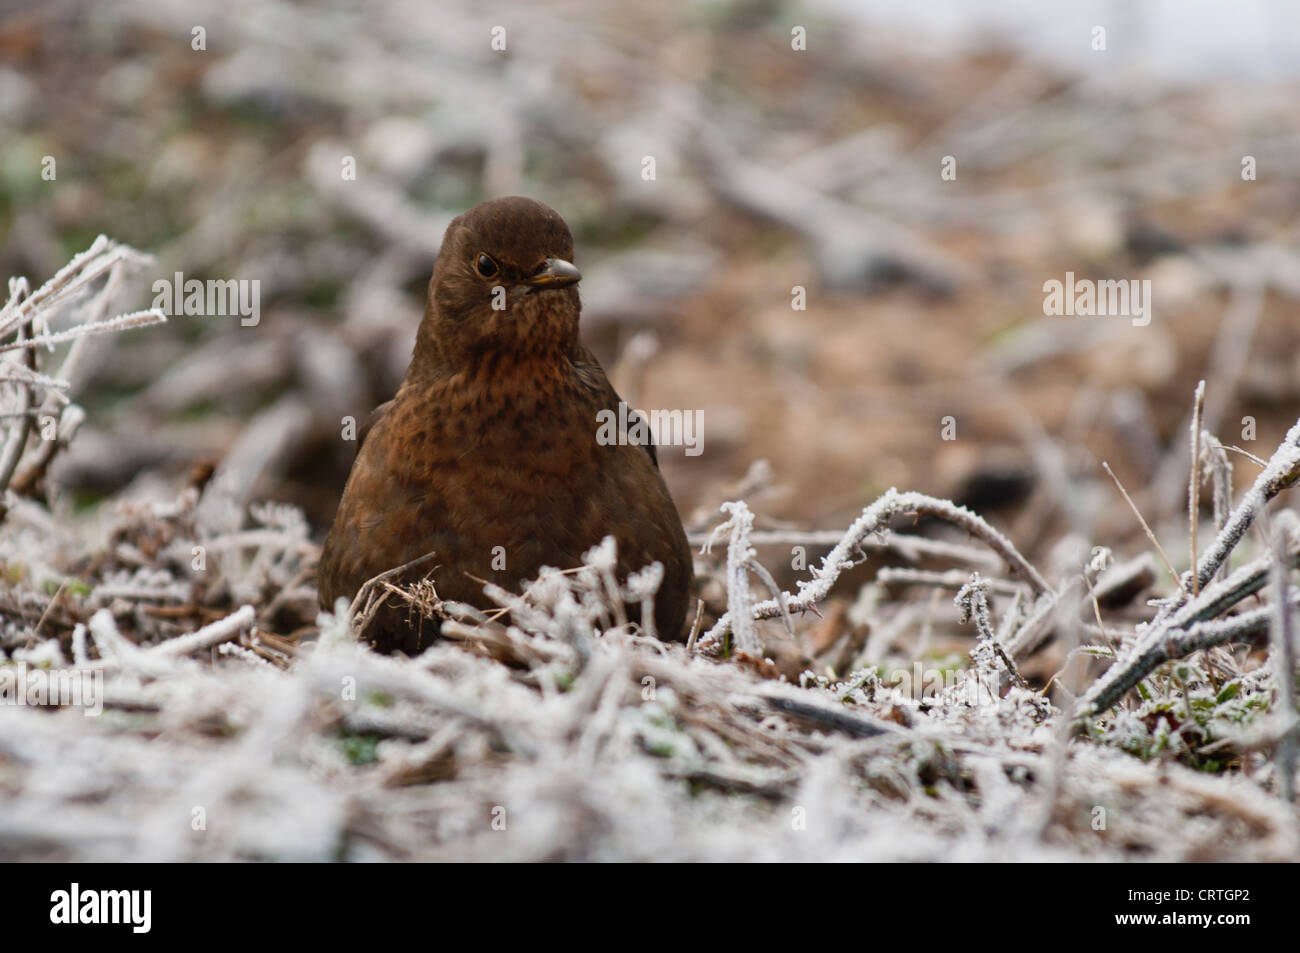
[
  {"x1": 71, "y1": 490, "x2": 108, "y2": 513},
  {"x1": 303, "y1": 277, "x2": 343, "y2": 310},
  {"x1": 571, "y1": 209, "x2": 662, "y2": 251},
  {"x1": 337, "y1": 731, "x2": 381, "y2": 766}
]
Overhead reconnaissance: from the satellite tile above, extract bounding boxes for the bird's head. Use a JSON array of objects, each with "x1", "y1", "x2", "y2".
[{"x1": 419, "y1": 196, "x2": 582, "y2": 366}]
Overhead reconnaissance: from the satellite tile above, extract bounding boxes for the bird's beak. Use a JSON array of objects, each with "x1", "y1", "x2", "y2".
[{"x1": 525, "y1": 258, "x2": 582, "y2": 291}]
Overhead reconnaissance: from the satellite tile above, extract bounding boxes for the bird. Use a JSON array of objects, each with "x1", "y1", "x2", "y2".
[{"x1": 318, "y1": 196, "x2": 693, "y2": 654}]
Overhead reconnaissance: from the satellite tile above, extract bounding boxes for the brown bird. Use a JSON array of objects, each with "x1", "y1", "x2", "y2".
[{"x1": 318, "y1": 197, "x2": 693, "y2": 654}]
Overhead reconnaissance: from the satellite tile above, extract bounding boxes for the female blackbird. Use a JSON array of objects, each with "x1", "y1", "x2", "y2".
[{"x1": 318, "y1": 197, "x2": 693, "y2": 654}]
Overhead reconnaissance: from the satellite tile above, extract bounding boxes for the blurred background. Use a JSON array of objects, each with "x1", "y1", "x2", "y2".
[{"x1": 2, "y1": 0, "x2": 1299, "y2": 593}]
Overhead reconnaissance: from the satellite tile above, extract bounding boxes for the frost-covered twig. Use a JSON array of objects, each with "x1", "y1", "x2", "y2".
[
  {"x1": 0, "y1": 318, "x2": 36, "y2": 498},
  {"x1": 1175, "y1": 417, "x2": 1300, "y2": 606},
  {"x1": 1005, "y1": 578, "x2": 1081, "y2": 659},
  {"x1": 688, "y1": 529, "x2": 1005, "y2": 573},
  {"x1": 151, "y1": 605, "x2": 256, "y2": 659},
  {"x1": 0, "y1": 238, "x2": 163, "y2": 508},
  {"x1": 0, "y1": 235, "x2": 151, "y2": 340},
  {"x1": 702, "y1": 489, "x2": 1048, "y2": 651},
  {"x1": 878, "y1": 567, "x2": 1024, "y2": 596},
  {"x1": 699, "y1": 501, "x2": 789, "y2": 656},
  {"x1": 1270, "y1": 532, "x2": 1298, "y2": 804},
  {"x1": 0, "y1": 309, "x2": 166, "y2": 354},
  {"x1": 1078, "y1": 419, "x2": 1300, "y2": 717},
  {"x1": 1077, "y1": 596, "x2": 1298, "y2": 720},
  {"x1": 958, "y1": 574, "x2": 1025, "y2": 689},
  {"x1": 1204, "y1": 431, "x2": 1235, "y2": 582}
]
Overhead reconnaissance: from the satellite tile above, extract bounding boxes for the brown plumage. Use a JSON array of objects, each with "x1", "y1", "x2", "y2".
[{"x1": 318, "y1": 197, "x2": 693, "y2": 654}]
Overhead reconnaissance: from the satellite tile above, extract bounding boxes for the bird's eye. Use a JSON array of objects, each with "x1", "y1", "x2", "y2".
[{"x1": 475, "y1": 254, "x2": 499, "y2": 278}]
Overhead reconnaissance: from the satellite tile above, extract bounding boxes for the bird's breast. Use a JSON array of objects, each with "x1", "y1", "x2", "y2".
[{"x1": 387, "y1": 368, "x2": 603, "y2": 502}]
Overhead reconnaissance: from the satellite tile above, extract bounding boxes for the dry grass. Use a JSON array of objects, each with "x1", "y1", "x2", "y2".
[
  {"x1": 1, "y1": 248, "x2": 1297, "y2": 859},
  {"x1": 3, "y1": 0, "x2": 1300, "y2": 863}
]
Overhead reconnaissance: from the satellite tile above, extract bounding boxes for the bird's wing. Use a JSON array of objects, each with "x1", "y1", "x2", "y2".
[{"x1": 571, "y1": 344, "x2": 658, "y2": 468}]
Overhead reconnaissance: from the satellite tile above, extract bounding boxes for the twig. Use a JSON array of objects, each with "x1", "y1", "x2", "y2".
[
  {"x1": 958, "y1": 574, "x2": 1026, "y2": 689},
  {"x1": 1270, "y1": 527, "x2": 1297, "y2": 805},
  {"x1": 1076, "y1": 433, "x2": 1300, "y2": 720},
  {"x1": 349, "y1": 550, "x2": 440, "y2": 640},
  {"x1": 1204, "y1": 432, "x2": 1235, "y2": 584},
  {"x1": 0, "y1": 309, "x2": 166, "y2": 353},
  {"x1": 151, "y1": 605, "x2": 257, "y2": 658},
  {"x1": 685, "y1": 599, "x2": 705, "y2": 653},
  {"x1": 1226, "y1": 445, "x2": 1268, "y2": 468},
  {"x1": 701, "y1": 489, "x2": 1049, "y2": 651},
  {"x1": 1102, "y1": 461, "x2": 1185, "y2": 595},
  {"x1": 877, "y1": 566, "x2": 1024, "y2": 596},
  {"x1": 0, "y1": 317, "x2": 36, "y2": 499},
  {"x1": 703, "y1": 501, "x2": 763, "y2": 657},
  {"x1": 1189, "y1": 380, "x2": 1205, "y2": 597},
  {"x1": 758, "y1": 690, "x2": 901, "y2": 740},
  {"x1": 1006, "y1": 578, "x2": 1081, "y2": 660},
  {"x1": 1078, "y1": 599, "x2": 1294, "y2": 721},
  {"x1": 689, "y1": 529, "x2": 1003, "y2": 573},
  {"x1": 1175, "y1": 416, "x2": 1300, "y2": 604}
]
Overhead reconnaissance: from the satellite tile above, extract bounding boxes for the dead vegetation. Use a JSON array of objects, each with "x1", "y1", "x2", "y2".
[
  {"x1": 2, "y1": 0, "x2": 1300, "y2": 861},
  {"x1": 1, "y1": 240, "x2": 1297, "y2": 860}
]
